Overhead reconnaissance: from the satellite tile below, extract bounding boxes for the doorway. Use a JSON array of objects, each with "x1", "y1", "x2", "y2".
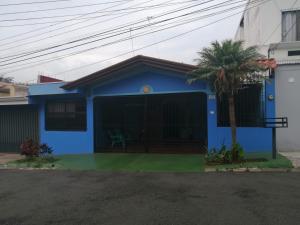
[{"x1": 94, "y1": 92, "x2": 207, "y2": 153}]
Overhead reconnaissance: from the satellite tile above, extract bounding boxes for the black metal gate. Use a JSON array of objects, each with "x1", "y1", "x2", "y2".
[
  {"x1": 0, "y1": 105, "x2": 39, "y2": 153},
  {"x1": 94, "y1": 92, "x2": 207, "y2": 153}
]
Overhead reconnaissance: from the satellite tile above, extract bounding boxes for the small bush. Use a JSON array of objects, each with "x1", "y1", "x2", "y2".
[
  {"x1": 40, "y1": 144, "x2": 53, "y2": 157},
  {"x1": 20, "y1": 139, "x2": 54, "y2": 158},
  {"x1": 206, "y1": 144, "x2": 245, "y2": 164},
  {"x1": 232, "y1": 143, "x2": 245, "y2": 161},
  {"x1": 20, "y1": 138, "x2": 40, "y2": 157}
]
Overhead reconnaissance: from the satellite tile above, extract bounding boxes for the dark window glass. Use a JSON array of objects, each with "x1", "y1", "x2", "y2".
[
  {"x1": 288, "y1": 50, "x2": 300, "y2": 56},
  {"x1": 45, "y1": 99, "x2": 87, "y2": 131},
  {"x1": 217, "y1": 84, "x2": 264, "y2": 127}
]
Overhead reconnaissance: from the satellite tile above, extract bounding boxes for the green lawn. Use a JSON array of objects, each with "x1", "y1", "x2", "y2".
[
  {"x1": 56, "y1": 153, "x2": 205, "y2": 172},
  {"x1": 3, "y1": 152, "x2": 292, "y2": 172},
  {"x1": 212, "y1": 153, "x2": 293, "y2": 170}
]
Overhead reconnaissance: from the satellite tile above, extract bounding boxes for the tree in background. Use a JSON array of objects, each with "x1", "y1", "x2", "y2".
[{"x1": 0, "y1": 75, "x2": 14, "y2": 83}]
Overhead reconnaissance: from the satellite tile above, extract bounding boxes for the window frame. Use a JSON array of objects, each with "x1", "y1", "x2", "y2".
[
  {"x1": 282, "y1": 10, "x2": 300, "y2": 42},
  {"x1": 45, "y1": 99, "x2": 87, "y2": 131},
  {"x1": 216, "y1": 83, "x2": 265, "y2": 128}
]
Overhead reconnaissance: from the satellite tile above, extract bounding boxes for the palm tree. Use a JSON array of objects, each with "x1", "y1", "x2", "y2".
[{"x1": 188, "y1": 40, "x2": 267, "y2": 160}]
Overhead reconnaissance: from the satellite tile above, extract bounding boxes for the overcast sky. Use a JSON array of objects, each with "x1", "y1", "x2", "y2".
[{"x1": 0, "y1": 0, "x2": 244, "y2": 83}]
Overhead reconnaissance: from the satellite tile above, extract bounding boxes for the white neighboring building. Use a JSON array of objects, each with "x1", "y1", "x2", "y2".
[
  {"x1": 235, "y1": 0, "x2": 300, "y2": 152},
  {"x1": 0, "y1": 82, "x2": 28, "y2": 105}
]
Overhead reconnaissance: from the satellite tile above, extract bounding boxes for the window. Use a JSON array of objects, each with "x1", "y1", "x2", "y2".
[
  {"x1": 45, "y1": 99, "x2": 87, "y2": 131},
  {"x1": 282, "y1": 10, "x2": 300, "y2": 42},
  {"x1": 288, "y1": 50, "x2": 300, "y2": 56},
  {"x1": 217, "y1": 84, "x2": 264, "y2": 127}
]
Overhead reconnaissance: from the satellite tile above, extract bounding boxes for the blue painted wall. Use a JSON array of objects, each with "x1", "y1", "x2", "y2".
[
  {"x1": 28, "y1": 67, "x2": 275, "y2": 154},
  {"x1": 29, "y1": 82, "x2": 81, "y2": 96},
  {"x1": 29, "y1": 94, "x2": 94, "y2": 155},
  {"x1": 91, "y1": 69, "x2": 207, "y2": 96},
  {"x1": 207, "y1": 79, "x2": 275, "y2": 152}
]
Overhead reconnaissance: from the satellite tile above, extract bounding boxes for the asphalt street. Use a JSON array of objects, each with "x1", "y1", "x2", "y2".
[{"x1": 0, "y1": 170, "x2": 300, "y2": 225}]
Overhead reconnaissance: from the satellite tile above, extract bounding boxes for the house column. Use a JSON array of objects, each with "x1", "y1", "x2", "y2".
[
  {"x1": 86, "y1": 96, "x2": 94, "y2": 153},
  {"x1": 207, "y1": 93, "x2": 218, "y2": 151},
  {"x1": 265, "y1": 77, "x2": 275, "y2": 118}
]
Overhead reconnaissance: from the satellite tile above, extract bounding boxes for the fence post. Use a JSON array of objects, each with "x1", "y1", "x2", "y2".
[{"x1": 272, "y1": 127, "x2": 277, "y2": 159}]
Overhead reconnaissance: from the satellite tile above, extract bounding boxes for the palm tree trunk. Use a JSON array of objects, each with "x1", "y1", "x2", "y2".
[{"x1": 228, "y1": 95, "x2": 237, "y2": 160}]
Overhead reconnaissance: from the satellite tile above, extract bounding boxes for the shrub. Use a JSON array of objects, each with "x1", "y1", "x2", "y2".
[
  {"x1": 20, "y1": 138, "x2": 40, "y2": 157},
  {"x1": 40, "y1": 144, "x2": 53, "y2": 157},
  {"x1": 20, "y1": 139, "x2": 54, "y2": 158},
  {"x1": 232, "y1": 143, "x2": 245, "y2": 161},
  {"x1": 206, "y1": 143, "x2": 245, "y2": 164}
]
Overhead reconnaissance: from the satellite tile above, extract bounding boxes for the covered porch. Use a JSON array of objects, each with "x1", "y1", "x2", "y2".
[{"x1": 94, "y1": 92, "x2": 207, "y2": 154}]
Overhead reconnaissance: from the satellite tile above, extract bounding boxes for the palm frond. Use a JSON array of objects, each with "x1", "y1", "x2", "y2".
[{"x1": 191, "y1": 39, "x2": 267, "y2": 94}]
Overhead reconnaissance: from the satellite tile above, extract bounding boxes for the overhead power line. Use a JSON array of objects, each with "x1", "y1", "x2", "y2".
[
  {"x1": 0, "y1": 0, "x2": 158, "y2": 52},
  {"x1": 0, "y1": 0, "x2": 249, "y2": 62},
  {"x1": 2, "y1": 0, "x2": 271, "y2": 78},
  {"x1": 0, "y1": 13, "x2": 238, "y2": 71},
  {"x1": 0, "y1": 0, "x2": 196, "y2": 22},
  {"x1": 0, "y1": 0, "x2": 269, "y2": 70},
  {"x1": 0, "y1": 0, "x2": 133, "y2": 16},
  {"x1": 0, "y1": 0, "x2": 206, "y2": 50},
  {"x1": 0, "y1": 0, "x2": 80, "y2": 7},
  {"x1": 0, "y1": 1, "x2": 197, "y2": 27},
  {"x1": 0, "y1": 0, "x2": 135, "y2": 43}
]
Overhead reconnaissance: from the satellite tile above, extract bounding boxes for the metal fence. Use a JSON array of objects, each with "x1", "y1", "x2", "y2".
[
  {"x1": 0, "y1": 105, "x2": 39, "y2": 153},
  {"x1": 217, "y1": 83, "x2": 265, "y2": 127}
]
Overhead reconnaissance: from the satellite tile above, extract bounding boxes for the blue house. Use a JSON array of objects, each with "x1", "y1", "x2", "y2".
[{"x1": 28, "y1": 55, "x2": 275, "y2": 155}]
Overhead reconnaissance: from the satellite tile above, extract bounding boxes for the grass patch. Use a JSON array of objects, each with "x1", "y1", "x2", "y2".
[
  {"x1": 56, "y1": 153, "x2": 205, "y2": 172},
  {"x1": 7, "y1": 156, "x2": 59, "y2": 169},
  {"x1": 5, "y1": 152, "x2": 290, "y2": 172},
  {"x1": 210, "y1": 153, "x2": 293, "y2": 170}
]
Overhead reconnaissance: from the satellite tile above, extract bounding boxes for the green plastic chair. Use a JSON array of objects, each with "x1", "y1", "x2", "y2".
[{"x1": 108, "y1": 130, "x2": 126, "y2": 149}]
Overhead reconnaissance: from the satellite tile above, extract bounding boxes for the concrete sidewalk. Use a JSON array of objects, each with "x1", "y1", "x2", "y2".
[
  {"x1": 0, "y1": 153, "x2": 23, "y2": 165},
  {"x1": 280, "y1": 152, "x2": 300, "y2": 168}
]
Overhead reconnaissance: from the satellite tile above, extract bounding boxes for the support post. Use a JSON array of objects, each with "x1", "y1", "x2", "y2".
[
  {"x1": 272, "y1": 127, "x2": 277, "y2": 159},
  {"x1": 143, "y1": 95, "x2": 149, "y2": 153}
]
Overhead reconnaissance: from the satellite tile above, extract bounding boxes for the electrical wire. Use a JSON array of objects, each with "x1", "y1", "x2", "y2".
[
  {"x1": 0, "y1": 0, "x2": 246, "y2": 59},
  {"x1": 0, "y1": 0, "x2": 207, "y2": 51},
  {"x1": 0, "y1": 1, "x2": 198, "y2": 27},
  {"x1": 0, "y1": 0, "x2": 159, "y2": 53},
  {"x1": 0, "y1": 0, "x2": 135, "y2": 43},
  {"x1": 0, "y1": 0, "x2": 196, "y2": 23},
  {"x1": 2, "y1": 0, "x2": 269, "y2": 78},
  {"x1": 0, "y1": 1, "x2": 133, "y2": 16},
  {"x1": 0, "y1": 0, "x2": 83, "y2": 7},
  {"x1": 0, "y1": 0, "x2": 269, "y2": 71}
]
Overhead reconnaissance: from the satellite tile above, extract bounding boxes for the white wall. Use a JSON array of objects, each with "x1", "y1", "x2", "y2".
[
  {"x1": 275, "y1": 64, "x2": 300, "y2": 151},
  {"x1": 235, "y1": 0, "x2": 300, "y2": 56}
]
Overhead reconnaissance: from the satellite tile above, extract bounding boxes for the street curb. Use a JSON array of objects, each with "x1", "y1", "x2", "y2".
[
  {"x1": 0, "y1": 164, "x2": 57, "y2": 171},
  {"x1": 205, "y1": 167, "x2": 299, "y2": 173}
]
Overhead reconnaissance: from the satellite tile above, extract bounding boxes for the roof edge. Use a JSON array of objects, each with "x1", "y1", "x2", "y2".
[{"x1": 61, "y1": 55, "x2": 196, "y2": 90}]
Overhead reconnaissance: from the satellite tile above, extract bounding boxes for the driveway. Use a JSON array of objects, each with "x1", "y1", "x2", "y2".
[
  {"x1": 0, "y1": 153, "x2": 23, "y2": 164},
  {"x1": 0, "y1": 170, "x2": 300, "y2": 225},
  {"x1": 280, "y1": 152, "x2": 300, "y2": 168}
]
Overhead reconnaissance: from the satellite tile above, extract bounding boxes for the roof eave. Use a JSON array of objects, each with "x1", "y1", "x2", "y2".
[{"x1": 61, "y1": 55, "x2": 196, "y2": 90}]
